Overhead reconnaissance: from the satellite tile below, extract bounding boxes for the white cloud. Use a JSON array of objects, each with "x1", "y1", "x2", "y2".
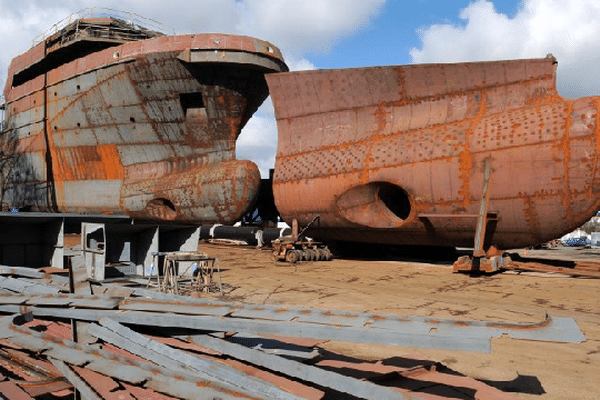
[
  {"x1": 237, "y1": 0, "x2": 386, "y2": 54},
  {"x1": 285, "y1": 57, "x2": 317, "y2": 72},
  {"x1": 236, "y1": 103, "x2": 278, "y2": 177},
  {"x1": 409, "y1": 0, "x2": 600, "y2": 98}
]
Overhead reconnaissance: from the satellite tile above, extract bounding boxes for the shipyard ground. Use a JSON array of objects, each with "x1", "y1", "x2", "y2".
[{"x1": 204, "y1": 242, "x2": 599, "y2": 400}]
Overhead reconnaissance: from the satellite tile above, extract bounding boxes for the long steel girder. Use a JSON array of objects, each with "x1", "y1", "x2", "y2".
[{"x1": 0, "y1": 286, "x2": 585, "y2": 354}]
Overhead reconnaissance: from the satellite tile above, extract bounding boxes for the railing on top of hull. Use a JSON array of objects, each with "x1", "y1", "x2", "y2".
[
  {"x1": 58, "y1": 18, "x2": 162, "y2": 46},
  {"x1": 31, "y1": 7, "x2": 164, "y2": 46}
]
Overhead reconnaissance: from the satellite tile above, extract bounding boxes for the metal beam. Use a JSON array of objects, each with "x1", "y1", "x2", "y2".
[
  {"x1": 50, "y1": 359, "x2": 103, "y2": 400},
  {"x1": 90, "y1": 318, "x2": 305, "y2": 400},
  {"x1": 473, "y1": 159, "x2": 493, "y2": 258},
  {"x1": 127, "y1": 287, "x2": 578, "y2": 344},
  {"x1": 118, "y1": 297, "x2": 234, "y2": 316},
  {"x1": 221, "y1": 333, "x2": 321, "y2": 360},
  {"x1": 0, "y1": 276, "x2": 60, "y2": 294},
  {"x1": 5, "y1": 305, "x2": 493, "y2": 352},
  {"x1": 182, "y1": 333, "x2": 413, "y2": 400},
  {"x1": 0, "y1": 290, "x2": 585, "y2": 352}
]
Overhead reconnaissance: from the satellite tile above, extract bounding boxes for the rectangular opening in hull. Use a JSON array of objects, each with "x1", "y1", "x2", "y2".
[{"x1": 180, "y1": 92, "x2": 206, "y2": 120}]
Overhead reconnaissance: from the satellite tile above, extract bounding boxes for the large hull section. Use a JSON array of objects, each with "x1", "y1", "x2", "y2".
[
  {"x1": 2, "y1": 33, "x2": 287, "y2": 224},
  {"x1": 267, "y1": 57, "x2": 600, "y2": 249}
]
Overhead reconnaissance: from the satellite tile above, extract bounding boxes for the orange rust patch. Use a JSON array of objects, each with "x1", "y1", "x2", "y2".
[
  {"x1": 97, "y1": 145, "x2": 124, "y2": 180},
  {"x1": 52, "y1": 145, "x2": 124, "y2": 181},
  {"x1": 561, "y1": 102, "x2": 573, "y2": 221},
  {"x1": 457, "y1": 143, "x2": 473, "y2": 207},
  {"x1": 374, "y1": 102, "x2": 389, "y2": 132},
  {"x1": 591, "y1": 98, "x2": 600, "y2": 195}
]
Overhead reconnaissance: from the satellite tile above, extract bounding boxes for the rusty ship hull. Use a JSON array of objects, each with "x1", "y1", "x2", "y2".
[
  {"x1": 266, "y1": 57, "x2": 600, "y2": 249},
  {"x1": 1, "y1": 17, "x2": 287, "y2": 224}
]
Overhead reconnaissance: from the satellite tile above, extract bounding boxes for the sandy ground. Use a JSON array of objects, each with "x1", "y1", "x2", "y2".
[{"x1": 199, "y1": 242, "x2": 600, "y2": 400}]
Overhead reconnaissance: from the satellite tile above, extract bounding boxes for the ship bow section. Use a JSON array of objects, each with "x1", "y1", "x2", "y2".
[
  {"x1": 2, "y1": 30, "x2": 287, "y2": 224},
  {"x1": 120, "y1": 159, "x2": 261, "y2": 224}
]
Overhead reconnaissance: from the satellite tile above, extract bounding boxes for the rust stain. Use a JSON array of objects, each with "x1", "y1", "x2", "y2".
[
  {"x1": 562, "y1": 101, "x2": 573, "y2": 221},
  {"x1": 591, "y1": 98, "x2": 600, "y2": 195},
  {"x1": 522, "y1": 196, "x2": 541, "y2": 245},
  {"x1": 454, "y1": 321, "x2": 470, "y2": 327},
  {"x1": 486, "y1": 316, "x2": 552, "y2": 330},
  {"x1": 457, "y1": 139, "x2": 473, "y2": 208},
  {"x1": 374, "y1": 102, "x2": 389, "y2": 132}
]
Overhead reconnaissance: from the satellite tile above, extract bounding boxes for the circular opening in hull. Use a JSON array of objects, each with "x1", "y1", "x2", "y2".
[
  {"x1": 377, "y1": 182, "x2": 411, "y2": 220},
  {"x1": 335, "y1": 181, "x2": 413, "y2": 228},
  {"x1": 146, "y1": 198, "x2": 178, "y2": 220}
]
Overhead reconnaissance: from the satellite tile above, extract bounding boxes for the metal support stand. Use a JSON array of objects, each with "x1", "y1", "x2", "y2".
[
  {"x1": 147, "y1": 251, "x2": 221, "y2": 296},
  {"x1": 473, "y1": 160, "x2": 492, "y2": 258},
  {"x1": 453, "y1": 160, "x2": 508, "y2": 274}
]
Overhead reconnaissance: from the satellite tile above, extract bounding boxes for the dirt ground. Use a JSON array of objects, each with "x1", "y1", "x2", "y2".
[{"x1": 199, "y1": 242, "x2": 600, "y2": 400}]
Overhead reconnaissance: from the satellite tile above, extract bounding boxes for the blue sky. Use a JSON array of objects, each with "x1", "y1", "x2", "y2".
[
  {"x1": 310, "y1": 0, "x2": 522, "y2": 69},
  {"x1": 2, "y1": 0, "x2": 600, "y2": 176}
]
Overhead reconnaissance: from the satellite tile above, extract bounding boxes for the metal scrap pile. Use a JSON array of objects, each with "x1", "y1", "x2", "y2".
[{"x1": 0, "y1": 266, "x2": 584, "y2": 400}]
